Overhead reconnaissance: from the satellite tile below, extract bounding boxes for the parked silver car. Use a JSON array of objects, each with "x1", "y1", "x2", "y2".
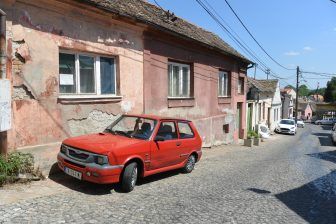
[
  {"x1": 332, "y1": 124, "x2": 336, "y2": 145},
  {"x1": 315, "y1": 118, "x2": 336, "y2": 125}
]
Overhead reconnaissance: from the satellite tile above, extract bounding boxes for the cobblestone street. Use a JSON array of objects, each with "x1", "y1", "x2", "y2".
[{"x1": 1, "y1": 123, "x2": 336, "y2": 223}]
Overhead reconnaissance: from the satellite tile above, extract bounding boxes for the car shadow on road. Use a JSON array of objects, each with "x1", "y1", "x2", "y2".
[
  {"x1": 137, "y1": 169, "x2": 181, "y2": 186},
  {"x1": 307, "y1": 150, "x2": 336, "y2": 164},
  {"x1": 48, "y1": 163, "x2": 182, "y2": 194},
  {"x1": 48, "y1": 163, "x2": 117, "y2": 195},
  {"x1": 275, "y1": 170, "x2": 336, "y2": 223},
  {"x1": 311, "y1": 133, "x2": 333, "y2": 147}
]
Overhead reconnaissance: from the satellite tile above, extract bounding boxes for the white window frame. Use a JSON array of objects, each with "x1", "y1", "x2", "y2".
[
  {"x1": 168, "y1": 62, "x2": 191, "y2": 98},
  {"x1": 59, "y1": 50, "x2": 117, "y2": 98},
  {"x1": 238, "y1": 77, "x2": 244, "y2": 94},
  {"x1": 218, "y1": 71, "x2": 230, "y2": 97}
]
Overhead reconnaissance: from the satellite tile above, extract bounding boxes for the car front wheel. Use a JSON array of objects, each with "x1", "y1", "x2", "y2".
[
  {"x1": 183, "y1": 154, "x2": 196, "y2": 173},
  {"x1": 121, "y1": 162, "x2": 138, "y2": 192}
]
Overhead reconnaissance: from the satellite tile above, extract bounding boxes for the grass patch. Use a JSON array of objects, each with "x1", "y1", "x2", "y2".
[{"x1": 0, "y1": 151, "x2": 43, "y2": 186}]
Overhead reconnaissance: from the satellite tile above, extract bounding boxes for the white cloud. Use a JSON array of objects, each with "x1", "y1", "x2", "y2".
[
  {"x1": 303, "y1": 46, "x2": 313, "y2": 51},
  {"x1": 284, "y1": 51, "x2": 300, "y2": 56}
]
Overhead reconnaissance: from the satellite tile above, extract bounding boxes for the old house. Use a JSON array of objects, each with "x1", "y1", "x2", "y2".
[
  {"x1": 0, "y1": 0, "x2": 251, "y2": 154},
  {"x1": 297, "y1": 101, "x2": 312, "y2": 120},
  {"x1": 246, "y1": 78, "x2": 281, "y2": 132},
  {"x1": 281, "y1": 89, "x2": 294, "y2": 119}
]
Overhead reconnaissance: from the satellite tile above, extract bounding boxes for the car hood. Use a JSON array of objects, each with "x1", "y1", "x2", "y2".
[
  {"x1": 62, "y1": 133, "x2": 144, "y2": 154},
  {"x1": 278, "y1": 123, "x2": 295, "y2": 129}
]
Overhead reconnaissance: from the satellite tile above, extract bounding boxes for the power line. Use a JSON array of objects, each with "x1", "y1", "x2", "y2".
[
  {"x1": 301, "y1": 71, "x2": 335, "y2": 77},
  {"x1": 223, "y1": 0, "x2": 296, "y2": 71},
  {"x1": 196, "y1": 0, "x2": 290, "y2": 80},
  {"x1": 330, "y1": 0, "x2": 336, "y2": 4}
]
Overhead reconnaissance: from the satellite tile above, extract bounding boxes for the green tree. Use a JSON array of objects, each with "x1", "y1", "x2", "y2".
[
  {"x1": 285, "y1": 85, "x2": 295, "y2": 89},
  {"x1": 298, "y1": 84, "x2": 310, "y2": 96},
  {"x1": 324, "y1": 77, "x2": 336, "y2": 102}
]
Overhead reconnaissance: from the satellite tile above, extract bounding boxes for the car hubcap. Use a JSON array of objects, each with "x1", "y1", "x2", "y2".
[
  {"x1": 187, "y1": 156, "x2": 195, "y2": 171},
  {"x1": 131, "y1": 167, "x2": 137, "y2": 187}
]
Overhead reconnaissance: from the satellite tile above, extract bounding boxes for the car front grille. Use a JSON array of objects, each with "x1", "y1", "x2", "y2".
[
  {"x1": 68, "y1": 148, "x2": 90, "y2": 160},
  {"x1": 281, "y1": 128, "x2": 290, "y2": 132}
]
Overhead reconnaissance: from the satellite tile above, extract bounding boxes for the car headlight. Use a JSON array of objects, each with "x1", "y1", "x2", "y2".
[
  {"x1": 290, "y1": 127, "x2": 295, "y2": 130},
  {"x1": 94, "y1": 155, "x2": 109, "y2": 165},
  {"x1": 60, "y1": 145, "x2": 67, "y2": 154}
]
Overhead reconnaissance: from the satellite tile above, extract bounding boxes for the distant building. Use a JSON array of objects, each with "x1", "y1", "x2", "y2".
[
  {"x1": 309, "y1": 94, "x2": 324, "y2": 102},
  {"x1": 281, "y1": 90, "x2": 294, "y2": 119},
  {"x1": 246, "y1": 78, "x2": 281, "y2": 132}
]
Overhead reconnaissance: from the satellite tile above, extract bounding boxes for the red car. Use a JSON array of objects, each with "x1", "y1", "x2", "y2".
[{"x1": 57, "y1": 114, "x2": 202, "y2": 192}]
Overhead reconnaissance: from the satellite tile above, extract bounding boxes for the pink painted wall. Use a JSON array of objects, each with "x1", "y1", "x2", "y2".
[{"x1": 144, "y1": 32, "x2": 248, "y2": 146}]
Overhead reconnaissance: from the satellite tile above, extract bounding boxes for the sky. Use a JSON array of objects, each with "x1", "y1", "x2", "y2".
[{"x1": 148, "y1": 0, "x2": 336, "y2": 89}]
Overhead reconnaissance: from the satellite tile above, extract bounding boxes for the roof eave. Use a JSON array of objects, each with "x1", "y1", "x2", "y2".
[{"x1": 75, "y1": 0, "x2": 252, "y2": 65}]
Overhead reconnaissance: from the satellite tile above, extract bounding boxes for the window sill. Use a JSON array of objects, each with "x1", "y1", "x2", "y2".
[
  {"x1": 167, "y1": 97, "x2": 195, "y2": 108},
  {"x1": 218, "y1": 96, "x2": 231, "y2": 104},
  {"x1": 58, "y1": 95, "x2": 123, "y2": 104}
]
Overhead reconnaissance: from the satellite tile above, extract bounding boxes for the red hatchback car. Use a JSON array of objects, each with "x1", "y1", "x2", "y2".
[{"x1": 57, "y1": 114, "x2": 202, "y2": 192}]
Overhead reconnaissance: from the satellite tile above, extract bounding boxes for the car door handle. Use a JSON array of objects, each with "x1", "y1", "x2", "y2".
[{"x1": 176, "y1": 142, "x2": 182, "y2": 146}]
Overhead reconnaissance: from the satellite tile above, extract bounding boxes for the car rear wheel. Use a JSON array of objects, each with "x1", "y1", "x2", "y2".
[
  {"x1": 182, "y1": 154, "x2": 196, "y2": 173},
  {"x1": 121, "y1": 162, "x2": 138, "y2": 192}
]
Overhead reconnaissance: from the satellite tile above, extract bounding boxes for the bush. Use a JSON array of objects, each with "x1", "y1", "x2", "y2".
[
  {"x1": 0, "y1": 151, "x2": 36, "y2": 186},
  {"x1": 247, "y1": 130, "x2": 260, "y2": 139}
]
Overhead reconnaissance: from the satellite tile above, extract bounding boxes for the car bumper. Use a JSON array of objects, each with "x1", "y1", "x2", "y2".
[
  {"x1": 196, "y1": 150, "x2": 202, "y2": 162},
  {"x1": 57, "y1": 152, "x2": 123, "y2": 184},
  {"x1": 275, "y1": 128, "x2": 296, "y2": 134}
]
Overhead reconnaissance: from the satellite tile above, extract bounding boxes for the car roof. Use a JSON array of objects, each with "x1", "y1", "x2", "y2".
[{"x1": 124, "y1": 114, "x2": 191, "y2": 122}]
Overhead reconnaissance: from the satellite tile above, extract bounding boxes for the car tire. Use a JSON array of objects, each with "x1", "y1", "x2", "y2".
[
  {"x1": 121, "y1": 162, "x2": 138, "y2": 193},
  {"x1": 182, "y1": 154, "x2": 196, "y2": 173}
]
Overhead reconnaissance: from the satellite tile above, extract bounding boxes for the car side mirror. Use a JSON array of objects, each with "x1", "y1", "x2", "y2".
[{"x1": 154, "y1": 136, "x2": 165, "y2": 142}]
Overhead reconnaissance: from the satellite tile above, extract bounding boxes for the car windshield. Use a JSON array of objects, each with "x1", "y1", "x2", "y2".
[
  {"x1": 105, "y1": 116, "x2": 157, "y2": 140},
  {"x1": 280, "y1": 120, "x2": 295, "y2": 125}
]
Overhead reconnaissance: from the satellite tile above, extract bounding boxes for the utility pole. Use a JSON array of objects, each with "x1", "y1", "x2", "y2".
[
  {"x1": 295, "y1": 66, "x2": 300, "y2": 123},
  {"x1": 266, "y1": 69, "x2": 270, "y2": 80}
]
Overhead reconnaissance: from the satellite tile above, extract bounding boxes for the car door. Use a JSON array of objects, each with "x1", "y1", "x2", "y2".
[
  {"x1": 149, "y1": 121, "x2": 181, "y2": 170},
  {"x1": 176, "y1": 121, "x2": 197, "y2": 164}
]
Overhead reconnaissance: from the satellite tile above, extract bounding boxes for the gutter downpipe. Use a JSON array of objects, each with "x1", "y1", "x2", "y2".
[{"x1": 0, "y1": 8, "x2": 7, "y2": 155}]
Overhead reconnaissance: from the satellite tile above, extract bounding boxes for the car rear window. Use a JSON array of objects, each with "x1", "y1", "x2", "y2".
[{"x1": 178, "y1": 122, "x2": 195, "y2": 139}]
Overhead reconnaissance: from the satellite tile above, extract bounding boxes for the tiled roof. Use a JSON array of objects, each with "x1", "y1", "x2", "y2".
[
  {"x1": 78, "y1": 0, "x2": 251, "y2": 63},
  {"x1": 247, "y1": 77, "x2": 278, "y2": 93}
]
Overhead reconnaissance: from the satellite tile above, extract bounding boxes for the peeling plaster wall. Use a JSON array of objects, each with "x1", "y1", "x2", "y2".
[
  {"x1": 68, "y1": 110, "x2": 119, "y2": 136},
  {"x1": 1, "y1": 0, "x2": 144, "y2": 149}
]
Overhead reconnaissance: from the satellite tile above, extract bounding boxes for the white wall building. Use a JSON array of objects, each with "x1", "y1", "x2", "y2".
[{"x1": 246, "y1": 78, "x2": 282, "y2": 132}]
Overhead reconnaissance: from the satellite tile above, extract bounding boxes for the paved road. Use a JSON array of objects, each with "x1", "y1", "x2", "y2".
[{"x1": 1, "y1": 124, "x2": 336, "y2": 223}]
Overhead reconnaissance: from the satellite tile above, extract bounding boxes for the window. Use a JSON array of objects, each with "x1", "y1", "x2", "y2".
[
  {"x1": 59, "y1": 52, "x2": 116, "y2": 96},
  {"x1": 178, "y1": 122, "x2": 194, "y2": 139},
  {"x1": 168, "y1": 62, "x2": 190, "y2": 97},
  {"x1": 218, "y1": 71, "x2": 230, "y2": 97},
  {"x1": 238, "y1": 77, "x2": 244, "y2": 94},
  {"x1": 156, "y1": 122, "x2": 178, "y2": 140}
]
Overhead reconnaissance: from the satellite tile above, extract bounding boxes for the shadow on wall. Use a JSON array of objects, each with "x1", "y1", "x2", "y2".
[
  {"x1": 311, "y1": 133, "x2": 334, "y2": 147},
  {"x1": 275, "y1": 170, "x2": 336, "y2": 224}
]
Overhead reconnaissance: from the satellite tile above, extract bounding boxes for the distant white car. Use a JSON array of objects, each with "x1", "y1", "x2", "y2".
[
  {"x1": 315, "y1": 118, "x2": 336, "y2": 125},
  {"x1": 275, "y1": 119, "x2": 297, "y2": 135},
  {"x1": 296, "y1": 119, "x2": 305, "y2": 128},
  {"x1": 332, "y1": 124, "x2": 336, "y2": 145}
]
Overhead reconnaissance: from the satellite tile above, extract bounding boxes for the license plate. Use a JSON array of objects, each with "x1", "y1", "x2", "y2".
[{"x1": 64, "y1": 167, "x2": 82, "y2": 180}]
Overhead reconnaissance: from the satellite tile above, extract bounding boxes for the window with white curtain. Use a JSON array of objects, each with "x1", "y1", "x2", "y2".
[
  {"x1": 59, "y1": 52, "x2": 116, "y2": 96},
  {"x1": 218, "y1": 71, "x2": 230, "y2": 97},
  {"x1": 168, "y1": 62, "x2": 190, "y2": 97}
]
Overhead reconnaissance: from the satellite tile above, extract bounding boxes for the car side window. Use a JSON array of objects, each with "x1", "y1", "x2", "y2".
[
  {"x1": 156, "y1": 122, "x2": 178, "y2": 140},
  {"x1": 178, "y1": 122, "x2": 195, "y2": 139}
]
